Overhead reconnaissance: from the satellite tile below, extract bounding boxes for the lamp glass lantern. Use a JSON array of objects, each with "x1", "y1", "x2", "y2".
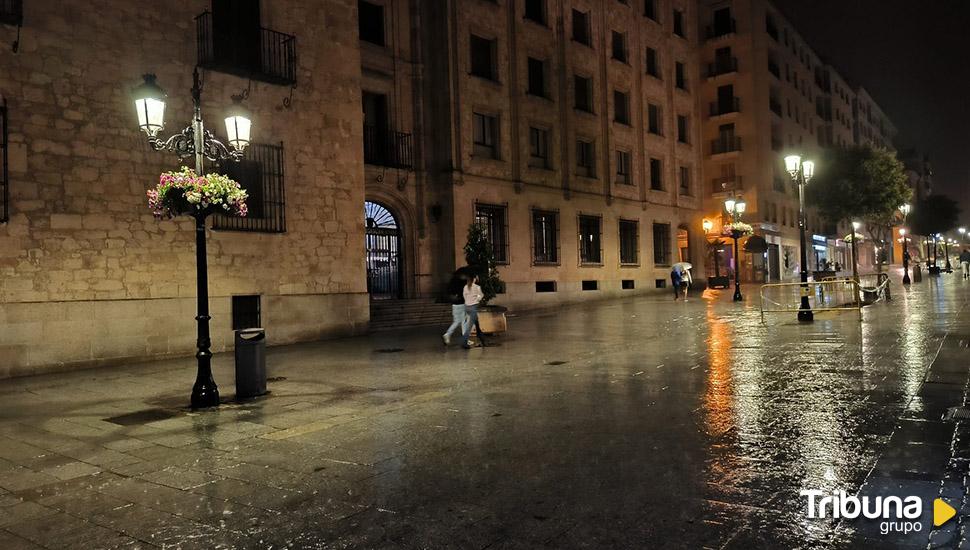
[
  {"x1": 735, "y1": 199, "x2": 747, "y2": 214},
  {"x1": 900, "y1": 203, "x2": 911, "y2": 216},
  {"x1": 802, "y1": 160, "x2": 815, "y2": 182},
  {"x1": 133, "y1": 74, "x2": 167, "y2": 138},
  {"x1": 702, "y1": 219, "x2": 713, "y2": 233},
  {"x1": 784, "y1": 154, "x2": 801, "y2": 177},
  {"x1": 724, "y1": 198, "x2": 736, "y2": 214},
  {"x1": 224, "y1": 99, "x2": 253, "y2": 154}
]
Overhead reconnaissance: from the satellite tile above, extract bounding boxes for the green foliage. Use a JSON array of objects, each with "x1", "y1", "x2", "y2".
[
  {"x1": 910, "y1": 194, "x2": 961, "y2": 237},
  {"x1": 463, "y1": 223, "x2": 505, "y2": 304},
  {"x1": 806, "y1": 146, "x2": 912, "y2": 227}
]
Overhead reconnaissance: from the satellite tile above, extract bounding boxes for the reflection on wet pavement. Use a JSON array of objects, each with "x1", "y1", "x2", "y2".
[{"x1": 0, "y1": 276, "x2": 967, "y2": 548}]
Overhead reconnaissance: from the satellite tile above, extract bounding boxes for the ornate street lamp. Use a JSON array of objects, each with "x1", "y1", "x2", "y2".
[
  {"x1": 900, "y1": 204, "x2": 911, "y2": 284},
  {"x1": 133, "y1": 70, "x2": 253, "y2": 409},
  {"x1": 784, "y1": 154, "x2": 815, "y2": 322},
  {"x1": 944, "y1": 238, "x2": 953, "y2": 272},
  {"x1": 724, "y1": 196, "x2": 746, "y2": 302}
]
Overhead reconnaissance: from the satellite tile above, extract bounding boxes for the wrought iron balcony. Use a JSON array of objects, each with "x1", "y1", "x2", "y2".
[
  {"x1": 706, "y1": 19, "x2": 736, "y2": 40},
  {"x1": 709, "y1": 98, "x2": 741, "y2": 117},
  {"x1": 364, "y1": 126, "x2": 413, "y2": 169},
  {"x1": 707, "y1": 58, "x2": 738, "y2": 78},
  {"x1": 711, "y1": 176, "x2": 742, "y2": 194},
  {"x1": 0, "y1": 0, "x2": 21, "y2": 25},
  {"x1": 196, "y1": 11, "x2": 297, "y2": 86},
  {"x1": 711, "y1": 137, "x2": 742, "y2": 155}
]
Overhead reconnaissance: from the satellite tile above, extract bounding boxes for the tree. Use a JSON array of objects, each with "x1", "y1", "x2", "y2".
[
  {"x1": 909, "y1": 194, "x2": 960, "y2": 267},
  {"x1": 807, "y1": 146, "x2": 912, "y2": 270},
  {"x1": 463, "y1": 223, "x2": 505, "y2": 304}
]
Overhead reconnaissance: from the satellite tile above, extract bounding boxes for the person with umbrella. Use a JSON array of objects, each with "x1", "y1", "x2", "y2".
[{"x1": 671, "y1": 262, "x2": 693, "y2": 300}]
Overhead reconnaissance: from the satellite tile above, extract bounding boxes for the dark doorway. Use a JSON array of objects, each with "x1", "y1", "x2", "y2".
[{"x1": 365, "y1": 201, "x2": 402, "y2": 300}]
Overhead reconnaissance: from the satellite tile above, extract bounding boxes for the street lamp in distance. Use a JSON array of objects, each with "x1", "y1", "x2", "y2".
[
  {"x1": 784, "y1": 154, "x2": 815, "y2": 323},
  {"x1": 724, "y1": 197, "x2": 746, "y2": 302},
  {"x1": 900, "y1": 204, "x2": 911, "y2": 285}
]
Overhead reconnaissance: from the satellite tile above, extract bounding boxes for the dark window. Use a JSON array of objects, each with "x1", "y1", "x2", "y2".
[
  {"x1": 201, "y1": 0, "x2": 296, "y2": 86},
  {"x1": 0, "y1": 0, "x2": 22, "y2": 26},
  {"x1": 710, "y1": 7, "x2": 735, "y2": 38},
  {"x1": 673, "y1": 9, "x2": 685, "y2": 37},
  {"x1": 528, "y1": 127, "x2": 550, "y2": 169},
  {"x1": 472, "y1": 112, "x2": 498, "y2": 158},
  {"x1": 677, "y1": 115, "x2": 689, "y2": 143},
  {"x1": 622, "y1": 280, "x2": 635, "y2": 289},
  {"x1": 524, "y1": 0, "x2": 546, "y2": 25},
  {"x1": 653, "y1": 223, "x2": 671, "y2": 265},
  {"x1": 612, "y1": 31, "x2": 628, "y2": 62},
  {"x1": 766, "y1": 14, "x2": 778, "y2": 41},
  {"x1": 613, "y1": 91, "x2": 630, "y2": 124},
  {"x1": 578, "y1": 215, "x2": 602, "y2": 264},
  {"x1": 616, "y1": 150, "x2": 631, "y2": 185},
  {"x1": 527, "y1": 57, "x2": 546, "y2": 97},
  {"x1": 655, "y1": 278, "x2": 667, "y2": 288},
  {"x1": 574, "y1": 75, "x2": 594, "y2": 112},
  {"x1": 532, "y1": 210, "x2": 559, "y2": 264},
  {"x1": 675, "y1": 62, "x2": 687, "y2": 90},
  {"x1": 470, "y1": 34, "x2": 497, "y2": 80},
  {"x1": 619, "y1": 219, "x2": 639, "y2": 264},
  {"x1": 475, "y1": 203, "x2": 508, "y2": 263},
  {"x1": 648, "y1": 104, "x2": 662, "y2": 135},
  {"x1": 535, "y1": 281, "x2": 557, "y2": 292},
  {"x1": 0, "y1": 99, "x2": 6, "y2": 224},
  {"x1": 644, "y1": 0, "x2": 657, "y2": 20},
  {"x1": 582, "y1": 280, "x2": 599, "y2": 291},
  {"x1": 679, "y1": 166, "x2": 691, "y2": 196},
  {"x1": 231, "y1": 295, "x2": 261, "y2": 330},
  {"x1": 358, "y1": 1, "x2": 385, "y2": 46},
  {"x1": 576, "y1": 139, "x2": 595, "y2": 177},
  {"x1": 649, "y1": 157, "x2": 663, "y2": 190},
  {"x1": 572, "y1": 9, "x2": 591, "y2": 45},
  {"x1": 214, "y1": 142, "x2": 286, "y2": 233},
  {"x1": 646, "y1": 47, "x2": 660, "y2": 78}
]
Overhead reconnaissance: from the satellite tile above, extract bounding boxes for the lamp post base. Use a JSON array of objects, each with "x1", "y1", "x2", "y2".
[
  {"x1": 902, "y1": 272, "x2": 911, "y2": 285},
  {"x1": 733, "y1": 288, "x2": 743, "y2": 302},
  {"x1": 797, "y1": 296, "x2": 813, "y2": 323},
  {"x1": 191, "y1": 378, "x2": 220, "y2": 409}
]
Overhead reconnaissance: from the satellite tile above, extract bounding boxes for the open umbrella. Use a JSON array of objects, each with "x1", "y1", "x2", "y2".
[{"x1": 671, "y1": 262, "x2": 692, "y2": 271}]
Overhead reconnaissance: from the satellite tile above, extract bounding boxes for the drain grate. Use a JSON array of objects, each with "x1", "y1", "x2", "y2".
[
  {"x1": 545, "y1": 360, "x2": 568, "y2": 366},
  {"x1": 104, "y1": 408, "x2": 181, "y2": 426},
  {"x1": 375, "y1": 348, "x2": 404, "y2": 353},
  {"x1": 943, "y1": 407, "x2": 970, "y2": 422},
  {"x1": 266, "y1": 376, "x2": 287, "y2": 382}
]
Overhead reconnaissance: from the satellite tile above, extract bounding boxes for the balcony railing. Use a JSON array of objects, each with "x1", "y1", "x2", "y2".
[
  {"x1": 706, "y1": 19, "x2": 736, "y2": 40},
  {"x1": 711, "y1": 137, "x2": 742, "y2": 155},
  {"x1": 709, "y1": 98, "x2": 740, "y2": 117},
  {"x1": 364, "y1": 126, "x2": 413, "y2": 169},
  {"x1": 707, "y1": 58, "x2": 738, "y2": 78},
  {"x1": 0, "y1": 0, "x2": 22, "y2": 25},
  {"x1": 711, "y1": 176, "x2": 742, "y2": 194},
  {"x1": 196, "y1": 11, "x2": 297, "y2": 86}
]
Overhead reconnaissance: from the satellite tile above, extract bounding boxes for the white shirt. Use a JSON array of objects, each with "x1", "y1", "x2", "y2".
[{"x1": 463, "y1": 283, "x2": 484, "y2": 306}]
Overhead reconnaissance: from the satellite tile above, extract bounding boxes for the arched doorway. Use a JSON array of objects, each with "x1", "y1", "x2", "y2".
[{"x1": 365, "y1": 201, "x2": 402, "y2": 300}]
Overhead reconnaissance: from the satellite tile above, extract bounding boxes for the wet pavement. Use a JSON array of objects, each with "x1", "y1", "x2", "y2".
[{"x1": 1, "y1": 274, "x2": 970, "y2": 549}]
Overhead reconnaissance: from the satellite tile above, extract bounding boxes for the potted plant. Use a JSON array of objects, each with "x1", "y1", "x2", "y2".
[
  {"x1": 706, "y1": 239, "x2": 730, "y2": 289},
  {"x1": 463, "y1": 223, "x2": 507, "y2": 333}
]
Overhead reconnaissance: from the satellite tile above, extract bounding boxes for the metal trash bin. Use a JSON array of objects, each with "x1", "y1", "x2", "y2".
[
  {"x1": 913, "y1": 264, "x2": 922, "y2": 282},
  {"x1": 234, "y1": 328, "x2": 267, "y2": 399}
]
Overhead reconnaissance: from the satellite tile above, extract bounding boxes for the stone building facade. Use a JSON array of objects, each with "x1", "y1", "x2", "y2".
[{"x1": 0, "y1": 0, "x2": 368, "y2": 376}]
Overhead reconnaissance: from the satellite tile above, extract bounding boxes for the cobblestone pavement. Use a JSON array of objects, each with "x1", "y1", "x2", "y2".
[{"x1": 1, "y1": 274, "x2": 969, "y2": 549}]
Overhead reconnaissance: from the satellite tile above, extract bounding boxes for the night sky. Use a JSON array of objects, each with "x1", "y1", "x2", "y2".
[{"x1": 773, "y1": 0, "x2": 970, "y2": 221}]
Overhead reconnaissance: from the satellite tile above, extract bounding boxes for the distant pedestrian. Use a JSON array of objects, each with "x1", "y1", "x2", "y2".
[
  {"x1": 670, "y1": 262, "x2": 692, "y2": 300},
  {"x1": 442, "y1": 271, "x2": 468, "y2": 346},
  {"x1": 462, "y1": 274, "x2": 486, "y2": 349},
  {"x1": 960, "y1": 249, "x2": 970, "y2": 280}
]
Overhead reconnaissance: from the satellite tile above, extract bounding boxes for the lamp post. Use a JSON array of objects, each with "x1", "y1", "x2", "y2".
[
  {"x1": 784, "y1": 155, "x2": 815, "y2": 322},
  {"x1": 724, "y1": 197, "x2": 746, "y2": 302},
  {"x1": 900, "y1": 203, "x2": 911, "y2": 284},
  {"x1": 851, "y1": 221, "x2": 861, "y2": 302},
  {"x1": 945, "y1": 238, "x2": 953, "y2": 272},
  {"x1": 133, "y1": 70, "x2": 253, "y2": 409}
]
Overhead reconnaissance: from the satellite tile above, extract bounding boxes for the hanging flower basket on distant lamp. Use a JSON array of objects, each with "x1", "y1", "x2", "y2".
[
  {"x1": 724, "y1": 222, "x2": 754, "y2": 237},
  {"x1": 148, "y1": 166, "x2": 248, "y2": 219}
]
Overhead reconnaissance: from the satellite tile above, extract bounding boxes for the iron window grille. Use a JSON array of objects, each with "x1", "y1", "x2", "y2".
[
  {"x1": 363, "y1": 125, "x2": 413, "y2": 169},
  {"x1": 472, "y1": 113, "x2": 498, "y2": 159},
  {"x1": 195, "y1": 9, "x2": 297, "y2": 86},
  {"x1": 214, "y1": 141, "x2": 286, "y2": 233},
  {"x1": 231, "y1": 295, "x2": 261, "y2": 330},
  {"x1": 358, "y1": 1, "x2": 385, "y2": 46},
  {"x1": 615, "y1": 151, "x2": 631, "y2": 185},
  {"x1": 619, "y1": 219, "x2": 639, "y2": 265},
  {"x1": 0, "y1": 0, "x2": 22, "y2": 26},
  {"x1": 528, "y1": 127, "x2": 550, "y2": 169},
  {"x1": 653, "y1": 223, "x2": 671, "y2": 265},
  {"x1": 0, "y1": 98, "x2": 7, "y2": 223},
  {"x1": 578, "y1": 215, "x2": 602, "y2": 265},
  {"x1": 474, "y1": 202, "x2": 509, "y2": 264},
  {"x1": 531, "y1": 209, "x2": 559, "y2": 265}
]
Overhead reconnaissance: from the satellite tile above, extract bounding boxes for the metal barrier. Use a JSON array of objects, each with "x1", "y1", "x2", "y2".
[
  {"x1": 759, "y1": 279, "x2": 861, "y2": 322},
  {"x1": 858, "y1": 272, "x2": 891, "y2": 304}
]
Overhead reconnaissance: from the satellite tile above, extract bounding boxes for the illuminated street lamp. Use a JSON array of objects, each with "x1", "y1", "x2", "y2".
[
  {"x1": 785, "y1": 154, "x2": 815, "y2": 322},
  {"x1": 851, "y1": 221, "x2": 862, "y2": 299},
  {"x1": 133, "y1": 70, "x2": 253, "y2": 409},
  {"x1": 900, "y1": 204, "x2": 911, "y2": 285},
  {"x1": 724, "y1": 197, "x2": 746, "y2": 302}
]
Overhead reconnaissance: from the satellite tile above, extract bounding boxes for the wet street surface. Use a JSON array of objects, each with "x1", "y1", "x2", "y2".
[{"x1": 1, "y1": 275, "x2": 969, "y2": 549}]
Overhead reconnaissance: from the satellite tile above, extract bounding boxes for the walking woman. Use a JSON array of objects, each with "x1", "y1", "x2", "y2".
[
  {"x1": 461, "y1": 274, "x2": 486, "y2": 349},
  {"x1": 442, "y1": 271, "x2": 468, "y2": 346}
]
